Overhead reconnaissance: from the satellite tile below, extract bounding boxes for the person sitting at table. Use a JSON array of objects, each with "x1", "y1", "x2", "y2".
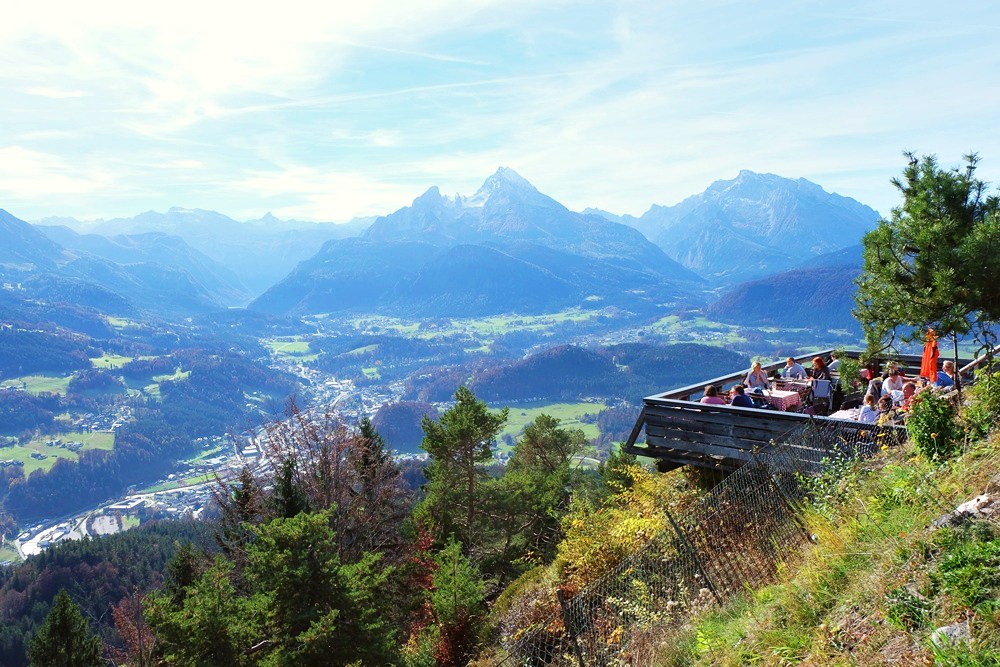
[
  {"x1": 811, "y1": 356, "x2": 832, "y2": 382},
  {"x1": 935, "y1": 360, "x2": 956, "y2": 387},
  {"x1": 781, "y1": 357, "x2": 807, "y2": 379},
  {"x1": 882, "y1": 368, "x2": 904, "y2": 394},
  {"x1": 828, "y1": 351, "x2": 841, "y2": 372},
  {"x1": 857, "y1": 394, "x2": 878, "y2": 423},
  {"x1": 729, "y1": 384, "x2": 755, "y2": 408},
  {"x1": 876, "y1": 395, "x2": 897, "y2": 425},
  {"x1": 745, "y1": 361, "x2": 769, "y2": 390},
  {"x1": 900, "y1": 381, "x2": 917, "y2": 409},
  {"x1": 865, "y1": 374, "x2": 883, "y2": 402},
  {"x1": 699, "y1": 385, "x2": 727, "y2": 405}
]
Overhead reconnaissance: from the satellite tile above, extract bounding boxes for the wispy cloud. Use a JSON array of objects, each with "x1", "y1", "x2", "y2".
[{"x1": 1, "y1": 1, "x2": 999, "y2": 221}]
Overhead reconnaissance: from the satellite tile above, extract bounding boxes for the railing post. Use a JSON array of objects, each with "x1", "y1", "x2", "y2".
[
  {"x1": 557, "y1": 588, "x2": 586, "y2": 667},
  {"x1": 664, "y1": 507, "x2": 724, "y2": 606}
]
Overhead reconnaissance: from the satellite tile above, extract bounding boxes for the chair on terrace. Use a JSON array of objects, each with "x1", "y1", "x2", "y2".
[{"x1": 810, "y1": 379, "x2": 833, "y2": 416}]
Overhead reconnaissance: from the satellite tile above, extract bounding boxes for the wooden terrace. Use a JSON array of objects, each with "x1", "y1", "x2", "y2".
[{"x1": 624, "y1": 348, "x2": 979, "y2": 473}]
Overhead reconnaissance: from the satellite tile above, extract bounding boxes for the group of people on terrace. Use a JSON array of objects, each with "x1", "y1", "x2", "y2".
[{"x1": 697, "y1": 351, "x2": 960, "y2": 425}]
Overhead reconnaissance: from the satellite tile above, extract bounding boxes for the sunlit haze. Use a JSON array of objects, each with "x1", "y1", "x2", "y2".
[{"x1": 3, "y1": 0, "x2": 999, "y2": 221}]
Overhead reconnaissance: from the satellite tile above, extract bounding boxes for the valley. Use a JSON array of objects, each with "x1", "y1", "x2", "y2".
[{"x1": 0, "y1": 167, "x2": 880, "y2": 565}]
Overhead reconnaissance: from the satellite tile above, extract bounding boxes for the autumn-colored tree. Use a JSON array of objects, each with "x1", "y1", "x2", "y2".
[
  {"x1": 108, "y1": 589, "x2": 157, "y2": 667},
  {"x1": 219, "y1": 403, "x2": 409, "y2": 563}
]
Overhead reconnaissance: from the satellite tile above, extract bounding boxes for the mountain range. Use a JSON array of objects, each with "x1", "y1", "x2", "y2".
[
  {"x1": 37, "y1": 209, "x2": 370, "y2": 296},
  {"x1": 1, "y1": 209, "x2": 233, "y2": 316},
  {"x1": 591, "y1": 170, "x2": 879, "y2": 283},
  {"x1": 251, "y1": 168, "x2": 706, "y2": 317},
  {"x1": 6, "y1": 167, "x2": 881, "y2": 324}
]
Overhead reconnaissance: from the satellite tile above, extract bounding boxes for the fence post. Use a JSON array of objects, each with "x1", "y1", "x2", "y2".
[
  {"x1": 664, "y1": 507, "x2": 724, "y2": 606},
  {"x1": 755, "y1": 453, "x2": 812, "y2": 544},
  {"x1": 557, "y1": 588, "x2": 586, "y2": 667}
]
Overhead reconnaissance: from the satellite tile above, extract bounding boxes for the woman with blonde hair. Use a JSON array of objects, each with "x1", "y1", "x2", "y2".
[{"x1": 745, "y1": 360, "x2": 769, "y2": 390}]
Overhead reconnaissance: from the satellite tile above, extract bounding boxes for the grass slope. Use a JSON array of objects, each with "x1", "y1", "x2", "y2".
[{"x1": 655, "y1": 435, "x2": 1000, "y2": 666}]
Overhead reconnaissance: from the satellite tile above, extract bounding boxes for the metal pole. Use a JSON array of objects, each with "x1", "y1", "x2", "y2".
[
  {"x1": 557, "y1": 588, "x2": 586, "y2": 667},
  {"x1": 664, "y1": 507, "x2": 724, "y2": 606}
]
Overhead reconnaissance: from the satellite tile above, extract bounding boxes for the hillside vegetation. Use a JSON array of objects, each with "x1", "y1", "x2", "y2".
[{"x1": 649, "y1": 403, "x2": 1000, "y2": 665}]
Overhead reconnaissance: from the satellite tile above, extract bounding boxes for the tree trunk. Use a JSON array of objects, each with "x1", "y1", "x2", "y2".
[{"x1": 953, "y1": 333, "x2": 962, "y2": 400}]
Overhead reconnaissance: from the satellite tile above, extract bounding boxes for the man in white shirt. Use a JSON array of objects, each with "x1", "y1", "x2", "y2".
[{"x1": 781, "y1": 357, "x2": 807, "y2": 379}]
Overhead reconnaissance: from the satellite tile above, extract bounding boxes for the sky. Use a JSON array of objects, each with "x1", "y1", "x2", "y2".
[{"x1": 2, "y1": 1, "x2": 999, "y2": 223}]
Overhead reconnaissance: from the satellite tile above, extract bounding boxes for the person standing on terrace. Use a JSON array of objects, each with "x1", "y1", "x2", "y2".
[
  {"x1": 781, "y1": 357, "x2": 807, "y2": 380},
  {"x1": 745, "y1": 361, "x2": 769, "y2": 390}
]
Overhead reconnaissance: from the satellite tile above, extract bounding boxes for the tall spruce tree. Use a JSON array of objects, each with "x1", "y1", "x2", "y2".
[{"x1": 27, "y1": 589, "x2": 103, "y2": 667}]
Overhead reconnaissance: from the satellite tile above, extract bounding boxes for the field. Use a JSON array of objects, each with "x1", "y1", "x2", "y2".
[
  {"x1": 142, "y1": 472, "x2": 216, "y2": 493},
  {"x1": 0, "y1": 374, "x2": 73, "y2": 395},
  {"x1": 497, "y1": 401, "x2": 607, "y2": 452},
  {"x1": 90, "y1": 354, "x2": 135, "y2": 369},
  {"x1": 0, "y1": 540, "x2": 21, "y2": 564},
  {"x1": 0, "y1": 431, "x2": 115, "y2": 475},
  {"x1": 268, "y1": 336, "x2": 319, "y2": 362},
  {"x1": 349, "y1": 307, "x2": 605, "y2": 340}
]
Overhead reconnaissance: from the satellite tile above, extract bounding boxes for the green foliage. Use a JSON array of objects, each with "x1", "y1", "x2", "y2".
[
  {"x1": 832, "y1": 350, "x2": 863, "y2": 393},
  {"x1": 428, "y1": 538, "x2": 486, "y2": 667},
  {"x1": 854, "y1": 152, "x2": 1000, "y2": 355},
  {"x1": 598, "y1": 442, "x2": 638, "y2": 492},
  {"x1": 27, "y1": 589, "x2": 103, "y2": 667},
  {"x1": 244, "y1": 511, "x2": 395, "y2": 666},
  {"x1": 146, "y1": 511, "x2": 396, "y2": 667},
  {"x1": 415, "y1": 386, "x2": 508, "y2": 548},
  {"x1": 885, "y1": 585, "x2": 931, "y2": 630},
  {"x1": 907, "y1": 390, "x2": 963, "y2": 460},
  {"x1": 933, "y1": 523, "x2": 1000, "y2": 608},
  {"x1": 963, "y1": 370, "x2": 1000, "y2": 440},
  {"x1": 145, "y1": 557, "x2": 258, "y2": 666}
]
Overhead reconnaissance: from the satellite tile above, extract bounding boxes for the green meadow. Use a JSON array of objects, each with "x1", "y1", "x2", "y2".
[
  {"x1": 0, "y1": 374, "x2": 73, "y2": 395},
  {"x1": 496, "y1": 401, "x2": 607, "y2": 452},
  {"x1": 0, "y1": 431, "x2": 114, "y2": 475},
  {"x1": 268, "y1": 337, "x2": 319, "y2": 362}
]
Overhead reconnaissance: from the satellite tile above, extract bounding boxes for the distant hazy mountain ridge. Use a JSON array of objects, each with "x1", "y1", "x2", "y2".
[
  {"x1": 705, "y1": 243, "x2": 865, "y2": 330},
  {"x1": 604, "y1": 170, "x2": 878, "y2": 283},
  {"x1": 38, "y1": 208, "x2": 369, "y2": 296}
]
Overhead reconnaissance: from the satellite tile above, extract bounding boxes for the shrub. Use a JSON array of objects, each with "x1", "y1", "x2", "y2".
[
  {"x1": 962, "y1": 369, "x2": 1000, "y2": 440},
  {"x1": 907, "y1": 390, "x2": 963, "y2": 460}
]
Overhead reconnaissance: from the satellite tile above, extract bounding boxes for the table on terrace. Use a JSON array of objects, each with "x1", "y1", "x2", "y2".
[{"x1": 763, "y1": 389, "x2": 801, "y2": 411}]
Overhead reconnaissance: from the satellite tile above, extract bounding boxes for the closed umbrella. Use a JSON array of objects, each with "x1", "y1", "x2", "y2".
[{"x1": 920, "y1": 329, "x2": 939, "y2": 379}]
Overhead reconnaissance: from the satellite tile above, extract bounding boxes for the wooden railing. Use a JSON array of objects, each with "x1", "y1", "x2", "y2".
[{"x1": 625, "y1": 348, "x2": 977, "y2": 472}]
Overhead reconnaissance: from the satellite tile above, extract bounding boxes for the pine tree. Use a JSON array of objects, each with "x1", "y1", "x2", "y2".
[
  {"x1": 415, "y1": 386, "x2": 507, "y2": 548},
  {"x1": 27, "y1": 589, "x2": 103, "y2": 667}
]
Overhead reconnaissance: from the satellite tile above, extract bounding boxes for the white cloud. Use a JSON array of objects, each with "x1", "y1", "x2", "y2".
[
  {"x1": 1, "y1": 1, "x2": 999, "y2": 220},
  {"x1": 24, "y1": 87, "x2": 90, "y2": 99},
  {"x1": 0, "y1": 146, "x2": 112, "y2": 200}
]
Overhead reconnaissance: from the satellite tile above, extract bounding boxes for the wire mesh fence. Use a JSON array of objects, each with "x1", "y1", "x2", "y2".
[{"x1": 487, "y1": 418, "x2": 907, "y2": 667}]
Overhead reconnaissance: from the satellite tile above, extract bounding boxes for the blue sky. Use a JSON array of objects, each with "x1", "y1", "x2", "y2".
[{"x1": 2, "y1": 1, "x2": 999, "y2": 222}]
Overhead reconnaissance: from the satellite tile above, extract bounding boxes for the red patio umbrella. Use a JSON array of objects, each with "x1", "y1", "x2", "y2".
[{"x1": 920, "y1": 329, "x2": 939, "y2": 379}]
